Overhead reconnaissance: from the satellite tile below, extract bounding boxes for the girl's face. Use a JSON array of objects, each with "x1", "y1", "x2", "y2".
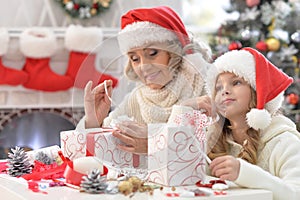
[
  {"x1": 128, "y1": 46, "x2": 172, "y2": 89},
  {"x1": 214, "y1": 72, "x2": 252, "y2": 120}
]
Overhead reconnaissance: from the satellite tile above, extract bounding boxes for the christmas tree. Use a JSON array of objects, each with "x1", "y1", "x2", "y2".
[{"x1": 209, "y1": 0, "x2": 300, "y2": 129}]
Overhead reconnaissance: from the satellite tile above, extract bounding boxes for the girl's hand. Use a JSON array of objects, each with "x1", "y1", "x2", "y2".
[
  {"x1": 84, "y1": 80, "x2": 113, "y2": 128},
  {"x1": 112, "y1": 121, "x2": 148, "y2": 154},
  {"x1": 181, "y1": 95, "x2": 212, "y2": 116},
  {"x1": 209, "y1": 155, "x2": 240, "y2": 181}
]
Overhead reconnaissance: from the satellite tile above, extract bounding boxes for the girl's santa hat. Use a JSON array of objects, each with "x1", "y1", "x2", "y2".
[
  {"x1": 207, "y1": 47, "x2": 293, "y2": 130},
  {"x1": 117, "y1": 6, "x2": 190, "y2": 53}
]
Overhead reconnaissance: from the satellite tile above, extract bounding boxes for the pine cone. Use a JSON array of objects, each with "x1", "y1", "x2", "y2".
[
  {"x1": 35, "y1": 151, "x2": 53, "y2": 165},
  {"x1": 7, "y1": 146, "x2": 32, "y2": 177},
  {"x1": 80, "y1": 169, "x2": 107, "y2": 194}
]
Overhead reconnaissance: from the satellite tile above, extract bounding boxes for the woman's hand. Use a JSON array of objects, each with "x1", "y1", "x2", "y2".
[
  {"x1": 84, "y1": 80, "x2": 113, "y2": 128},
  {"x1": 112, "y1": 121, "x2": 148, "y2": 154},
  {"x1": 181, "y1": 95, "x2": 213, "y2": 116},
  {"x1": 209, "y1": 155, "x2": 240, "y2": 181}
]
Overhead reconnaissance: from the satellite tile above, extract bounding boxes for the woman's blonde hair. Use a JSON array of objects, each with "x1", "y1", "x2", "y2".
[
  {"x1": 208, "y1": 88, "x2": 260, "y2": 164},
  {"x1": 124, "y1": 36, "x2": 212, "y2": 81}
]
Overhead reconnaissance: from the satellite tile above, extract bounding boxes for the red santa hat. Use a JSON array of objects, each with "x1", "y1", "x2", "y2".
[
  {"x1": 117, "y1": 6, "x2": 190, "y2": 53},
  {"x1": 207, "y1": 47, "x2": 293, "y2": 130}
]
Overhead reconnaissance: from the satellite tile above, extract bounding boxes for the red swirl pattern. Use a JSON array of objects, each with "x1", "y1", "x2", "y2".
[
  {"x1": 148, "y1": 111, "x2": 209, "y2": 186},
  {"x1": 60, "y1": 131, "x2": 86, "y2": 160},
  {"x1": 94, "y1": 133, "x2": 133, "y2": 168}
]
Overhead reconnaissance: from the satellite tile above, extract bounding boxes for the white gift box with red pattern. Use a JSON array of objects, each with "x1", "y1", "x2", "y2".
[
  {"x1": 60, "y1": 130, "x2": 86, "y2": 160},
  {"x1": 60, "y1": 128, "x2": 140, "y2": 168},
  {"x1": 147, "y1": 110, "x2": 210, "y2": 186}
]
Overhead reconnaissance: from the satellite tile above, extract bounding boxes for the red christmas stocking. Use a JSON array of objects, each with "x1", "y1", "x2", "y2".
[
  {"x1": 0, "y1": 57, "x2": 29, "y2": 86},
  {"x1": 19, "y1": 28, "x2": 73, "y2": 91},
  {"x1": 0, "y1": 28, "x2": 28, "y2": 85},
  {"x1": 65, "y1": 25, "x2": 118, "y2": 89}
]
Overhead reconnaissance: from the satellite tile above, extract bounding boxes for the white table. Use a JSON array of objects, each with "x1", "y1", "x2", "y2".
[{"x1": 0, "y1": 174, "x2": 272, "y2": 200}]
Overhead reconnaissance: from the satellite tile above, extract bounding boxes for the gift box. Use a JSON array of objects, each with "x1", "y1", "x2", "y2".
[
  {"x1": 60, "y1": 130, "x2": 86, "y2": 160},
  {"x1": 147, "y1": 110, "x2": 210, "y2": 186},
  {"x1": 60, "y1": 128, "x2": 141, "y2": 169},
  {"x1": 27, "y1": 145, "x2": 61, "y2": 164}
]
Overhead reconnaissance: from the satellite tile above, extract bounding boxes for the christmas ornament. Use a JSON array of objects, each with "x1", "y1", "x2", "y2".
[
  {"x1": 56, "y1": 0, "x2": 112, "y2": 19},
  {"x1": 291, "y1": 56, "x2": 298, "y2": 64},
  {"x1": 240, "y1": 28, "x2": 251, "y2": 40},
  {"x1": 240, "y1": 7, "x2": 260, "y2": 21},
  {"x1": 291, "y1": 31, "x2": 300, "y2": 43},
  {"x1": 255, "y1": 41, "x2": 268, "y2": 51},
  {"x1": 246, "y1": 0, "x2": 260, "y2": 7},
  {"x1": 265, "y1": 38, "x2": 280, "y2": 51},
  {"x1": 228, "y1": 41, "x2": 242, "y2": 50},
  {"x1": 118, "y1": 180, "x2": 133, "y2": 196},
  {"x1": 7, "y1": 146, "x2": 32, "y2": 177},
  {"x1": 273, "y1": 29, "x2": 289, "y2": 43},
  {"x1": 80, "y1": 168, "x2": 108, "y2": 194},
  {"x1": 128, "y1": 176, "x2": 143, "y2": 192},
  {"x1": 286, "y1": 93, "x2": 299, "y2": 105},
  {"x1": 279, "y1": 45, "x2": 298, "y2": 62}
]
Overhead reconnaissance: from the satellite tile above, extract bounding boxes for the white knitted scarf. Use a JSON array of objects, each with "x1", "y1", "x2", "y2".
[{"x1": 130, "y1": 62, "x2": 204, "y2": 124}]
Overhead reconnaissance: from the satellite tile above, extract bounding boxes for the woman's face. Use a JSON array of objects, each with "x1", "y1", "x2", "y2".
[
  {"x1": 127, "y1": 46, "x2": 172, "y2": 89},
  {"x1": 214, "y1": 72, "x2": 252, "y2": 120}
]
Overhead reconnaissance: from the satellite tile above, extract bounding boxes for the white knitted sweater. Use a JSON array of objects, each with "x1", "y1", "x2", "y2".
[
  {"x1": 103, "y1": 53, "x2": 207, "y2": 126},
  {"x1": 76, "y1": 53, "x2": 209, "y2": 129},
  {"x1": 221, "y1": 115, "x2": 300, "y2": 200}
]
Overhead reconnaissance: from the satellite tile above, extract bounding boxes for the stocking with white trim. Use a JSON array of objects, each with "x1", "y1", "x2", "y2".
[
  {"x1": 19, "y1": 27, "x2": 73, "y2": 91},
  {"x1": 65, "y1": 25, "x2": 118, "y2": 89}
]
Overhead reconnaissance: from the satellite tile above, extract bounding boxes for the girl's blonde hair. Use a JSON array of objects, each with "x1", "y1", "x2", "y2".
[{"x1": 208, "y1": 88, "x2": 260, "y2": 164}]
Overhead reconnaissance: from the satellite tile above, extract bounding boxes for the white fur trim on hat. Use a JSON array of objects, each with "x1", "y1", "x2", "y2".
[
  {"x1": 215, "y1": 50, "x2": 256, "y2": 88},
  {"x1": 118, "y1": 21, "x2": 178, "y2": 53},
  {"x1": 65, "y1": 25, "x2": 103, "y2": 53},
  {"x1": 246, "y1": 108, "x2": 272, "y2": 130},
  {"x1": 0, "y1": 28, "x2": 9, "y2": 56},
  {"x1": 20, "y1": 27, "x2": 57, "y2": 58},
  {"x1": 205, "y1": 50, "x2": 256, "y2": 97}
]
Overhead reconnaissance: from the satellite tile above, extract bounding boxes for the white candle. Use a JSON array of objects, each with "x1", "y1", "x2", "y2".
[{"x1": 73, "y1": 156, "x2": 103, "y2": 174}]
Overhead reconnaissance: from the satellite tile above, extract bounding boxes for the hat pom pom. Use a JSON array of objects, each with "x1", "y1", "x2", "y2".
[{"x1": 246, "y1": 108, "x2": 272, "y2": 130}]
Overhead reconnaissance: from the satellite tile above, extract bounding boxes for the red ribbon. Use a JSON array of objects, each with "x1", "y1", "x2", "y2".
[
  {"x1": 27, "y1": 181, "x2": 48, "y2": 194},
  {"x1": 0, "y1": 161, "x2": 8, "y2": 173},
  {"x1": 86, "y1": 132, "x2": 100, "y2": 156},
  {"x1": 60, "y1": 149, "x2": 108, "y2": 186},
  {"x1": 22, "y1": 162, "x2": 67, "y2": 181},
  {"x1": 195, "y1": 179, "x2": 226, "y2": 188}
]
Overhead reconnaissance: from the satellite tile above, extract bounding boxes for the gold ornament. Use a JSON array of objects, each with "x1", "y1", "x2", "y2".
[
  {"x1": 292, "y1": 56, "x2": 298, "y2": 64},
  {"x1": 128, "y1": 176, "x2": 143, "y2": 192},
  {"x1": 90, "y1": 8, "x2": 97, "y2": 16},
  {"x1": 265, "y1": 38, "x2": 280, "y2": 51},
  {"x1": 118, "y1": 181, "x2": 133, "y2": 196},
  {"x1": 99, "y1": 0, "x2": 111, "y2": 8}
]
